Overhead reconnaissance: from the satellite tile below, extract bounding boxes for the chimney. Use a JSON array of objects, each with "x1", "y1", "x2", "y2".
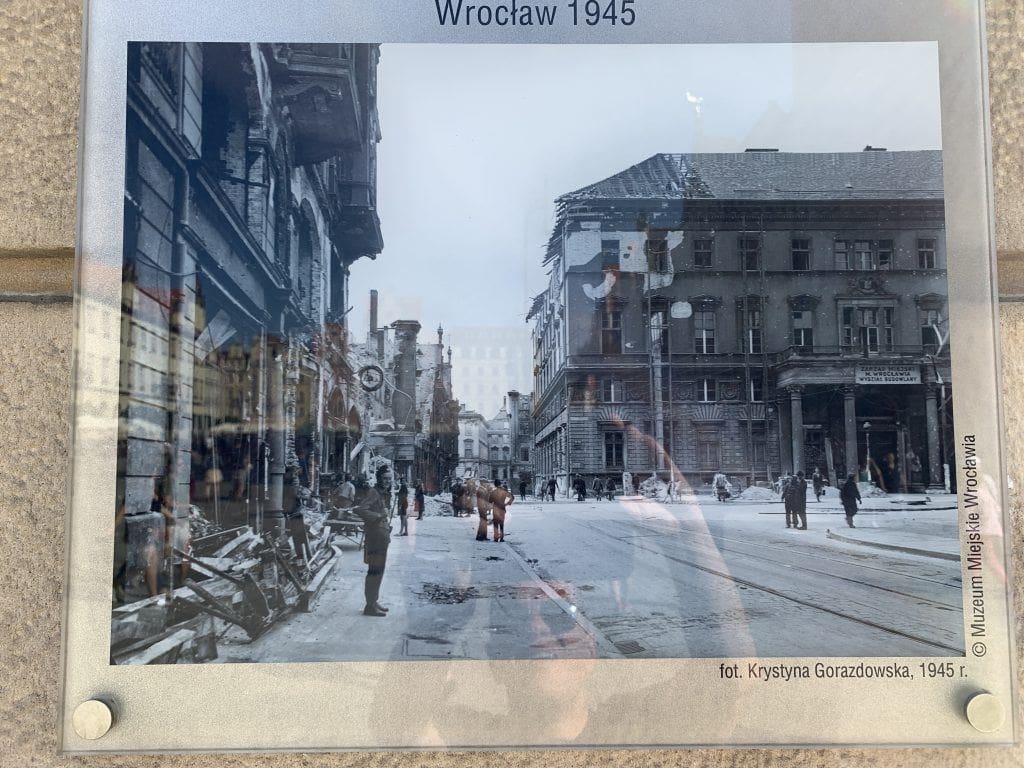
[
  {"x1": 391, "y1": 320, "x2": 421, "y2": 430},
  {"x1": 369, "y1": 290, "x2": 379, "y2": 333}
]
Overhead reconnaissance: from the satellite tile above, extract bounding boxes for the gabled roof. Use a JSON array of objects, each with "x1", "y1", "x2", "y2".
[{"x1": 558, "y1": 151, "x2": 944, "y2": 203}]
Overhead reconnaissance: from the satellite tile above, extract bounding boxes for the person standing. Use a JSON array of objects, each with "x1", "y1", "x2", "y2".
[
  {"x1": 475, "y1": 480, "x2": 492, "y2": 541},
  {"x1": 397, "y1": 480, "x2": 409, "y2": 536},
  {"x1": 351, "y1": 475, "x2": 392, "y2": 617},
  {"x1": 592, "y1": 476, "x2": 604, "y2": 501},
  {"x1": 414, "y1": 482, "x2": 425, "y2": 520},
  {"x1": 812, "y1": 468, "x2": 825, "y2": 502},
  {"x1": 547, "y1": 477, "x2": 557, "y2": 502},
  {"x1": 451, "y1": 479, "x2": 464, "y2": 517},
  {"x1": 518, "y1": 478, "x2": 528, "y2": 502},
  {"x1": 791, "y1": 470, "x2": 809, "y2": 530},
  {"x1": 713, "y1": 471, "x2": 729, "y2": 502},
  {"x1": 338, "y1": 473, "x2": 356, "y2": 508},
  {"x1": 781, "y1": 472, "x2": 795, "y2": 528},
  {"x1": 841, "y1": 473, "x2": 861, "y2": 528},
  {"x1": 489, "y1": 481, "x2": 514, "y2": 542}
]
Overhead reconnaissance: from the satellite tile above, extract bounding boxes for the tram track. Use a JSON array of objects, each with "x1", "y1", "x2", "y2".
[{"x1": 551, "y1": 514, "x2": 964, "y2": 656}]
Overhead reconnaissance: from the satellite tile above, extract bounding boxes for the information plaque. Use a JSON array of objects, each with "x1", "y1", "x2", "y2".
[{"x1": 62, "y1": 0, "x2": 1017, "y2": 752}]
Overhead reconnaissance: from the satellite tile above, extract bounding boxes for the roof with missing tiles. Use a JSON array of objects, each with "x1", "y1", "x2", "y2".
[{"x1": 557, "y1": 151, "x2": 944, "y2": 203}]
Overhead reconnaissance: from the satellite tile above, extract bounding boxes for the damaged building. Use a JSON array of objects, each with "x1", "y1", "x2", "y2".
[
  {"x1": 530, "y1": 150, "x2": 953, "y2": 493},
  {"x1": 119, "y1": 42, "x2": 384, "y2": 540}
]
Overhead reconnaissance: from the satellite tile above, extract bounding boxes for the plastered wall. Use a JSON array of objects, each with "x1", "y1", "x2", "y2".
[{"x1": 1, "y1": 0, "x2": 1023, "y2": 765}]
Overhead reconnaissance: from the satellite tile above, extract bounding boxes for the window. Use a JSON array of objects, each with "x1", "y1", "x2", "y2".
[
  {"x1": 698, "y1": 378, "x2": 717, "y2": 402},
  {"x1": 600, "y1": 239, "x2": 620, "y2": 270},
  {"x1": 748, "y1": 372, "x2": 764, "y2": 402},
  {"x1": 750, "y1": 422, "x2": 767, "y2": 466},
  {"x1": 834, "y1": 240, "x2": 850, "y2": 270},
  {"x1": 739, "y1": 237, "x2": 761, "y2": 271},
  {"x1": 876, "y1": 240, "x2": 893, "y2": 270},
  {"x1": 741, "y1": 307, "x2": 762, "y2": 353},
  {"x1": 843, "y1": 305, "x2": 895, "y2": 354},
  {"x1": 694, "y1": 310, "x2": 716, "y2": 353},
  {"x1": 921, "y1": 308, "x2": 942, "y2": 353},
  {"x1": 792, "y1": 310, "x2": 814, "y2": 349},
  {"x1": 463, "y1": 439, "x2": 474, "y2": 458},
  {"x1": 645, "y1": 234, "x2": 670, "y2": 272},
  {"x1": 520, "y1": 446, "x2": 530, "y2": 462},
  {"x1": 855, "y1": 241, "x2": 873, "y2": 271},
  {"x1": 601, "y1": 379, "x2": 623, "y2": 402},
  {"x1": 918, "y1": 238, "x2": 937, "y2": 269},
  {"x1": 693, "y1": 238, "x2": 713, "y2": 268},
  {"x1": 601, "y1": 306, "x2": 622, "y2": 354},
  {"x1": 791, "y1": 238, "x2": 810, "y2": 271},
  {"x1": 604, "y1": 431, "x2": 625, "y2": 469}
]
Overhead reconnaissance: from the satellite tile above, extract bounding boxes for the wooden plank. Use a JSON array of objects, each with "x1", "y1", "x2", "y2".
[{"x1": 119, "y1": 629, "x2": 196, "y2": 666}]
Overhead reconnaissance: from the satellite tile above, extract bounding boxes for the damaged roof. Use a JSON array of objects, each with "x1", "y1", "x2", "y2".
[{"x1": 557, "y1": 151, "x2": 944, "y2": 203}]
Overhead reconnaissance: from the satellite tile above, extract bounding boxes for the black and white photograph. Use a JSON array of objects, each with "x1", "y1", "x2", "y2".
[{"x1": 108, "y1": 40, "x2": 963, "y2": 666}]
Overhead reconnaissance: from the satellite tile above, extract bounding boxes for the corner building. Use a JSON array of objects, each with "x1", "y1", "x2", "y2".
[{"x1": 530, "y1": 150, "x2": 953, "y2": 493}]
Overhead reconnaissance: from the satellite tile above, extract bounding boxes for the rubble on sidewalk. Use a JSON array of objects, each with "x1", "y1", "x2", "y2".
[{"x1": 110, "y1": 506, "x2": 343, "y2": 665}]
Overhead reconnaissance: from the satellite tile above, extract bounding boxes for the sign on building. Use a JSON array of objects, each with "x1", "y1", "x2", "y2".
[{"x1": 855, "y1": 364, "x2": 922, "y2": 385}]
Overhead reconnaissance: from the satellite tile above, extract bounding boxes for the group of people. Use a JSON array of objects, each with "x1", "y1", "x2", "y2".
[
  {"x1": 571, "y1": 476, "x2": 617, "y2": 502},
  {"x1": 778, "y1": 467, "x2": 862, "y2": 530},
  {"x1": 395, "y1": 480, "x2": 426, "y2": 536},
  {"x1": 450, "y1": 478, "x2": 515, "y2": 542}
]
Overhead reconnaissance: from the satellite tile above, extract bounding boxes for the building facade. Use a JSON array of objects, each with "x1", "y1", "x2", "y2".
[
  {"x1": 119, "y1": 43, "x2": 383, "y2": 536},
  {"x1": 507, "y1": 390, "x2": 535, "y2": 491},
  {"x1": 456, "y1": 408, "x2": 490, "y2": 478},
  {"x1": 531, "y1": 150, "x2": 953, "y2": 493}
]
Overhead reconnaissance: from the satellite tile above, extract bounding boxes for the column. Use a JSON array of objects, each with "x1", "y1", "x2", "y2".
[
  {"x1": 843, "y1": 386, "x2": 858, "y2": 479},
  {"x1": 778, "y1": 395, "x2": 793, "y2": 474},
  {"x1": 925, "y1": 384, "x2": 943, "y2": 488},
  {"x1": 789, "y1": 386, "x2": 804, "y2": 474}
]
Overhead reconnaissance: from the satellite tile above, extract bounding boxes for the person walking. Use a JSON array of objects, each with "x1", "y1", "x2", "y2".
[
  {"x1": 451, "y1": 479, "x2": 464, "y2": 517},
  {"x1": 604, "y1": 478, "x2": 616, "y2": 501},
  {"x1": 812, "y1": 467, "x2": 825, "y2": 502},
  {"x1": 475, "y1": 480, "x2": 492, "y2": 541},
  {"x1": 351, "y1": 474, "x2": 392, "y2": 617},
  {"x1": 547, "y1": 477, "x2": 557, "y2": 502},
  {"x1": 414, "y1": 482, "x2": 425, "y2": 520},
  {"x1": 518, "y1": 478, "x2": 527, "y2": 502},
  {"x1": 489, "y1": 481, "x2": 514, "y2": 542},
  {"x1": 791, "y1": 470, "x2": 809, "y2": 530},
  {"x1": 397, "y1": 480, "x2": 409, "y2": 536},
  {"x1": 592, "y1": 476, "x2": 604, "y2": 501},
  {"x1": 841, "y1": 473, "x2": 861, "y2": 528},
  {"x1": 713, "y1": 471, "x2": 729, "y2": 502}
]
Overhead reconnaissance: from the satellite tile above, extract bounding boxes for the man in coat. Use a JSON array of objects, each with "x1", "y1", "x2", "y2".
[
  {"x1": 351, "y1": 474, "x2": 392, "y2": 617},
  {"x1": 475, "y1": 480, "x2": 492, "y2": 541},
  {"x1": 841, "y1": 473, "x2": 861, "y2": 528},
  {"x1": 791, "y1": 470, "x2": 809, "y2": 530},
  {"x1": 489, "y1": 481, "x2": 514, "y2": 542}
]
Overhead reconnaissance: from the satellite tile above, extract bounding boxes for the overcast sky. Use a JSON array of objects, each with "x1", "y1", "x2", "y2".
[{"x1": 348, "y1": 42, "x2": 942, "y2": 414}]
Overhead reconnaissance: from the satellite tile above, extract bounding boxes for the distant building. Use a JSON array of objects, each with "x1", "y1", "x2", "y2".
[
  {"x1": 531, "y1": 150, "x2": 953, "y2": 493},
  {"x1": 507, "y1": 390, "x2": 535, "y2": 489},
  {"x1": 457, "y1": 407, "x2": 490, "y2": 478},
  {"x1": 449, "y1": 325, "x2": 532, "y2": 416}
]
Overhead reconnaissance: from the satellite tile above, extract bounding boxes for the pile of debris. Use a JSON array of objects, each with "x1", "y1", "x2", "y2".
[{"x1": 110, "y1": 513, "x2": 342, "y2": 665}]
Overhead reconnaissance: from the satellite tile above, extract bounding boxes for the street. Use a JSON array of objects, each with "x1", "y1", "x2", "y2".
[{"x1": 217, "y1": 493, "x2": 964, "y2": 663}]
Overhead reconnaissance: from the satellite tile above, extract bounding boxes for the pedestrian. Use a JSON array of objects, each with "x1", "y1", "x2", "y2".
[
  {"x1": 841, "y1": 473, "x2": 861, "y2": 528},
  {"x1": 338, "y1": 473, "x2": 356, "y2": 508},
  {"x1": 284, "y1": 468, "x2": 312, "y2": 563},
  {"x1": 475, "y1": 480, "x2": 492, "y2": 541},
  {"x1": 791, "y1": 470, "x2": 809, "y2": 530},
  {"x1": 713, "y1": 471, "x2": 729, "y2": 502},
  {"x1": 605, "y1": 478, "x2": 615, "y2": 501},
  {"x1": 547, "y1": 477, "x2": 557, "y2": 502},
  {"x1": 489, "y1": 481, "x2": 514, "y2": 542},
  {"x1": 414, "y1": 481, "x2": 425, "y2": 520},
  {"x1": 451, "y1": 479, "x2": 464, "y2": 517},
  {"x1": 592, "y1": 476, "x2": 604, "y2": 501},
  {"x1": 812, "y1": 467, "x2": 825, "y2": 502},
  {"x1": 781, "y1": 472, "x2": 795, "y2": 528},
  {"x1": 351, "y1": 474, "x2": 392, "y2": 617},
  {"x1": 396, "y1": 480, "x2": 409, "y2": 535},
  {"x1": 574, "y1": 476, "x2": 586, "y2": 502},
  {"x1": 519, "y1": 478, "x2": 527, "y2": 502}
]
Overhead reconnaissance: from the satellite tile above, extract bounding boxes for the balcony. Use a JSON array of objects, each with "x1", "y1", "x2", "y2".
[
  {"x1": 272, "y1": 44, "x2": 363, "y2": 165},
  {"x1": 328, "y1": 180, "x2": 384, "y2": 256}
]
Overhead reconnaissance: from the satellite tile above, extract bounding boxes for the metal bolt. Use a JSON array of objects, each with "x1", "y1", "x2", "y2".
[
  {"x1": 72, "y1": 699, "x2": 114, "y2": 740},
  {"x1": 965, "y1": 692, "x2": 1005, "y2": 733}
]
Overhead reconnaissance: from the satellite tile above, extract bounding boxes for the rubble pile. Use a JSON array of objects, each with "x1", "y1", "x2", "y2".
[{"x1": 110, "y1": 511, "x2": 342, "y2": 665}]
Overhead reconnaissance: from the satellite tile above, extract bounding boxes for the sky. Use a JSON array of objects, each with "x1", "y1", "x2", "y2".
[{"x1": 348, "y1": 42, "x2": 943, "y2": 415}]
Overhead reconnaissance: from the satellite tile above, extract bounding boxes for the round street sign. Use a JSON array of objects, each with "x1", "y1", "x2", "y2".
[{"x1": 357, "y1": 365, "x2": 385, "y2": 392}]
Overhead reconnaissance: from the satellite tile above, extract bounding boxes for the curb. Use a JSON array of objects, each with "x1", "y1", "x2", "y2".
[{"x1": 825, "y1": 529, "x2": 960, "y2": 561}]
